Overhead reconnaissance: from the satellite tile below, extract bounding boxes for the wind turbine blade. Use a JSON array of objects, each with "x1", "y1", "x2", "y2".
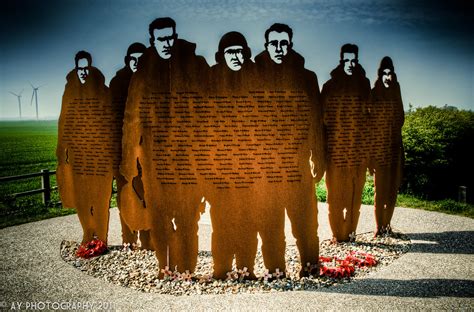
[
  {"x1": 19, "y1": 89, "x2": 24, "y2": 96},
  {"x1": 29, "y1": 81, "x2": 34, "y2": 89},
  {"x1": 37, "y1": 83, "x2": 47, "y2": 89},
  {"x1": 31, "y1": 91, "x2": 35, "y2": 105},
  {"x1": 9, "y1": 91, "x2": 18, "y2": 96}
]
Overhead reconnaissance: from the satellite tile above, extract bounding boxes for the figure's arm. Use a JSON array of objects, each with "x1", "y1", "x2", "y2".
[
  {"x1": 308, "y1": 73, "x2": 326, "y2": 182},
  {"x1": 119, "y1": 75, "x2": 143, "y2": 182}
]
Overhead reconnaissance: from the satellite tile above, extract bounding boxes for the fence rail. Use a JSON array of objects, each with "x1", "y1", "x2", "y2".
[
  {"x1": 1, "y1": 169, "x2": 118, "y2": 208},
  {"x1": 0, "y1": 169, "x2": 57, "y2": 205}
]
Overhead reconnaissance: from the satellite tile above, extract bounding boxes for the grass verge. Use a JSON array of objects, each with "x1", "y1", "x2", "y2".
[
  {"x1": 396, "y1": 194, "x2": 474, "y2": 218},
  {"x1": 0, "y1": 204, "x2": 76, "y2": 229},
  {"x1": 316, "y1": 177, "x2": 473, "y2": 219}
]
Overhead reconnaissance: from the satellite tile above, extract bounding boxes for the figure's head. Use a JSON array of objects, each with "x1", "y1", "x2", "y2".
[
  {"x1": 378, "y1": 56, "x2": 395, "y2": 88},
  {"x1": 215, "y1": 31, "x2": 251, "y2": 71},
  {"x1": 264, "y1": 23, "x2": 293, "y2": 64},
  {"x1": 149, "y1": 17, "x2": 177, "y2": 60},
  {"x1": 340, "y1": 43, "x2": 359, "y2": 76},
  {"x1": 125, "y1": 42, "x2": 146, "y2": 72},
  {"x1": 74, "y1": 50, "x2": 92, "y2": 84}
]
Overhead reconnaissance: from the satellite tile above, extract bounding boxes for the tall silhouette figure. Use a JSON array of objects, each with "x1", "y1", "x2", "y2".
[
  {"x1": 120, "y1": 17, "x2": 209, "y2": 275},
  {"x1": 109, "y1": 42, "x2": 153, "y2": 248},
  {"x1": 254, "y1": 23, "x2": 325, "y2": 276},
  {"x1": 322, "y1": 44, "x2": 371, "y2": 242},
  {"x1": 369, "y1": 56, "x2": 404, "y2": 235},
  {"x1": 56, "y1": 51, "x2": 113, "y2": 243},
  {"x1": 208, "y1": 31, "x2": 259, "y2": 279}
]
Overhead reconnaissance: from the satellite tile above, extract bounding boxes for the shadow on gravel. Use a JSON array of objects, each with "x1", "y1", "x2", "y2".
[
  {"x1": 406, "y1": 231, "x2": 474, "y2": 254},
  {"x1": 324, "y1": 278, "x2": 474, "y2": 298}
]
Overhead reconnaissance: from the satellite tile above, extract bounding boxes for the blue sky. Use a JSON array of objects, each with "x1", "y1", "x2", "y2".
[{"x1": 0, "y1": 0, "x2": 472, "y2": 119}]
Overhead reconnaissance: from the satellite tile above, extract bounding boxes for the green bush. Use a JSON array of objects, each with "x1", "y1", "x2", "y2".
[
  {"x1": 401, "y1": 106, "x2": 474, "y2": 202},
  {"x1": 361, "y1": 175, "x2": 375, "y2": 205},
  {"x1": 315, "y1": 174, "x2": 375, "y2": 205},
  {"x1": 316, "y1": 179, "x2": 327, "y2": 202}
]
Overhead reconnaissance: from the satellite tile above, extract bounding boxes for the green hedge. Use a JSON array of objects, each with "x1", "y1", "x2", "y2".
[{"x1": 401, "y1": 105, "x2": 474, "y2": 202}]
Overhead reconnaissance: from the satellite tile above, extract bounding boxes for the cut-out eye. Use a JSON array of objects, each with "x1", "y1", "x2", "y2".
[
  {"x1": 157, "y1": 34, "x2": 177, "y2": 42},
  {"x1": 225, "y1": 49, "x2": 243, "y2": 55},
  {"x1": 280, "y1": 40, "x2": 289, "y2": 47},
  {"x1": 269, "y1": 41, "x2": 278, "y2": 47}
]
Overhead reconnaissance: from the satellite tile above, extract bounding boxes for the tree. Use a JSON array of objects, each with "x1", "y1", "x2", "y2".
[{"x1": 401, "y1": 106, "x2": 474, "y2": 202}]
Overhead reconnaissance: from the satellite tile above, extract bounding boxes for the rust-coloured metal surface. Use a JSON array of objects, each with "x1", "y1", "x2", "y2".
[{"x1": 56, "y1": 64, "x2": 116, "y2": 244}]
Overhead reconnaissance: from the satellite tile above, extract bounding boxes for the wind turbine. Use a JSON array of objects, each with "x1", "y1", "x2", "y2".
[
  {"x1": 9, "y1": 89, "x2": 24, "y2": 119},
  {"x1": 29, "y1": 82, "x2": 45, "y2": 120}
]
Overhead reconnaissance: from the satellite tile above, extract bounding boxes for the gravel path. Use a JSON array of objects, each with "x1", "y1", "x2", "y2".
[{"x1": 1, "y1": 203, "x2": 473, "y2": 310}]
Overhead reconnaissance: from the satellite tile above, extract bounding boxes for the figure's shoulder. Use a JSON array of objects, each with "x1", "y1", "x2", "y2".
[
  {"x1": 321, "y1": 75, "x2": 336, "y2": 95},
  {"x1": 304, "y1": 67, "x2": 318, "y2": 82},
  {"x1": 254, "y1": 51, "x2": 268, "y2": 66},
  {"x1": 175, "y1": 38, "x2": 209, "y2": 67},
  {"x1": 363, "y1": 76, "x2": 370, "y2": 86},
  {"x1": 110, "y1": 67, "x2": 131, "y2": 88},
  {"x1": 65, "y1": 69, "x2": 77, "y2": 83},
  {"x1": 89, "y1": 67, "x2": 107, "y2": 86}
]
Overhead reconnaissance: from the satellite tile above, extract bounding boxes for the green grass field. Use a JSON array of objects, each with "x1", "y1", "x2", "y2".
[
  {"x1": 0, "y1": 120, "x2": 58, "y2": 176},
  {"x1": 0, "y1": 120, "x2": 67, "y2": 225}
]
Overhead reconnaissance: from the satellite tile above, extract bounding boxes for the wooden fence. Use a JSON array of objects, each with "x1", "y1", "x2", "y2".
[
  {"x1": 0, "y1": 169, "x2": 118, "y2": 208},
  {"x1": 0, "y1": 169, "x2": 56, "y2": 205}
]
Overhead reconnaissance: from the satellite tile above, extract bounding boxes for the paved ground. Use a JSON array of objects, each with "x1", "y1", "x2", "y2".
[{"x1": 1, "y1": 203, "x2": 473, "y2": 311}]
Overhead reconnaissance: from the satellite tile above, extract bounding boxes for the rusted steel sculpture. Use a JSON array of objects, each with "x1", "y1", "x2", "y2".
[
  {"x1": 207, "y1": 31, "x2": 260, "y2": 279},
  {"x1": 322, "y1": 44, "x2": 371, "y2": 242},
  {"x1": 120, "y1": 17, "x2": 209, "y2": 275},
  {"x1": 57, "y1": 51, "x2": 115, "y2": 243},
  {"x1": 120, "y1": 20, "x2": 323, "y2": 278},
  {"x1": 58, "y1": 19, "x2": 404, "y2": 280},
  {"x1": 253, "y1": 23, "x2": 325, "y2": 276},
  {"x1": 109, "y1": 42, "x2": 153, "y2": 249},
  {"x1": 369, "y1": 56, "x2": 404, "y2": 235}
]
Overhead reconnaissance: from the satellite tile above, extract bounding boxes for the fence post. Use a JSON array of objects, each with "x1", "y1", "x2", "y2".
[
  {"x1": 41, "y1": 169, "x2": 51, "y2": 205},
  {"x1": 458, "y1": 186, "x2": 467, "y2": 203}
]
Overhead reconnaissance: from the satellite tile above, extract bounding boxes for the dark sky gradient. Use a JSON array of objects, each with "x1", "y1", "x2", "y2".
[{"x1": 0, "y1": 0, "x2": 472, "y2": 119}]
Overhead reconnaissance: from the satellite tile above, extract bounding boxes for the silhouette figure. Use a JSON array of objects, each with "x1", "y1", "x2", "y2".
[
  {"x1": 369, "y1": 56, "x2": 404, "y2": 235},
  {"x1": 254, "y1": 23, "x2": 325, "y2": 276},
  {"x1": 109, "y1": 42, "x2": 153, "y2": 248},
  {"x1": 208, "y1": 31, "x2": 259, "y2": 279},
  {"x1": 321, "y1": 44, "x2": 371, "y2": 242},
  {"x1": 120, "y1": 17, "x2": 209, "y2": 275},
  {"x1": 56, "y1": 51, "x2": 113, "y2": 243}
]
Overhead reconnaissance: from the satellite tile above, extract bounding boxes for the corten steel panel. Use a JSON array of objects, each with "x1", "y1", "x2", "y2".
[
  {"x1": 322, "y1": 59, "x2": 371, "y2": 242},
  {"x1": 120, "y1": 35, "x2": 324, "y2": 277},
  {"x1": 120, "y1": 40, "x2": 210, "y2": 275},
  {"x1": 56, "y1": 66, "x2": 115, "y2": 244},
  {"x1": 110, "y1": 47, "x2": 152, "y2": 249},
  {"x1": 369, "y1": 57, "x2": 404, "y2": 235}
]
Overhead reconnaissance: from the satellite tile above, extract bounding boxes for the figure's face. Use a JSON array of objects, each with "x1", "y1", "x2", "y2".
[
  {"x1": 266, "y1": 31, "x2": 290, "y2": 64},
  {"x1": 342, "y1": 52, "x2": 357, "y2": 76},
  {"x1": 153, "y1": 27, "x2": 175, "y2": 59},
  {"x1": 224, "y1": 45, "x2": 244, "y2": 71},
  {"x1": 382, "y1": 68, "x2": 393, "y2": 88},
  {"x1": 76, "y1": 58, "x2": 89, "y2": 84},
  {"x1": 128, "y1": 52, "x2": 143, "y2": 73}
]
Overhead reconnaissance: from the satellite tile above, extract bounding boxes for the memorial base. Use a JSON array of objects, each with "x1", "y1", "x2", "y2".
[{"x1": 60, "y1": 232, "x2": 410, "y2": 295}]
